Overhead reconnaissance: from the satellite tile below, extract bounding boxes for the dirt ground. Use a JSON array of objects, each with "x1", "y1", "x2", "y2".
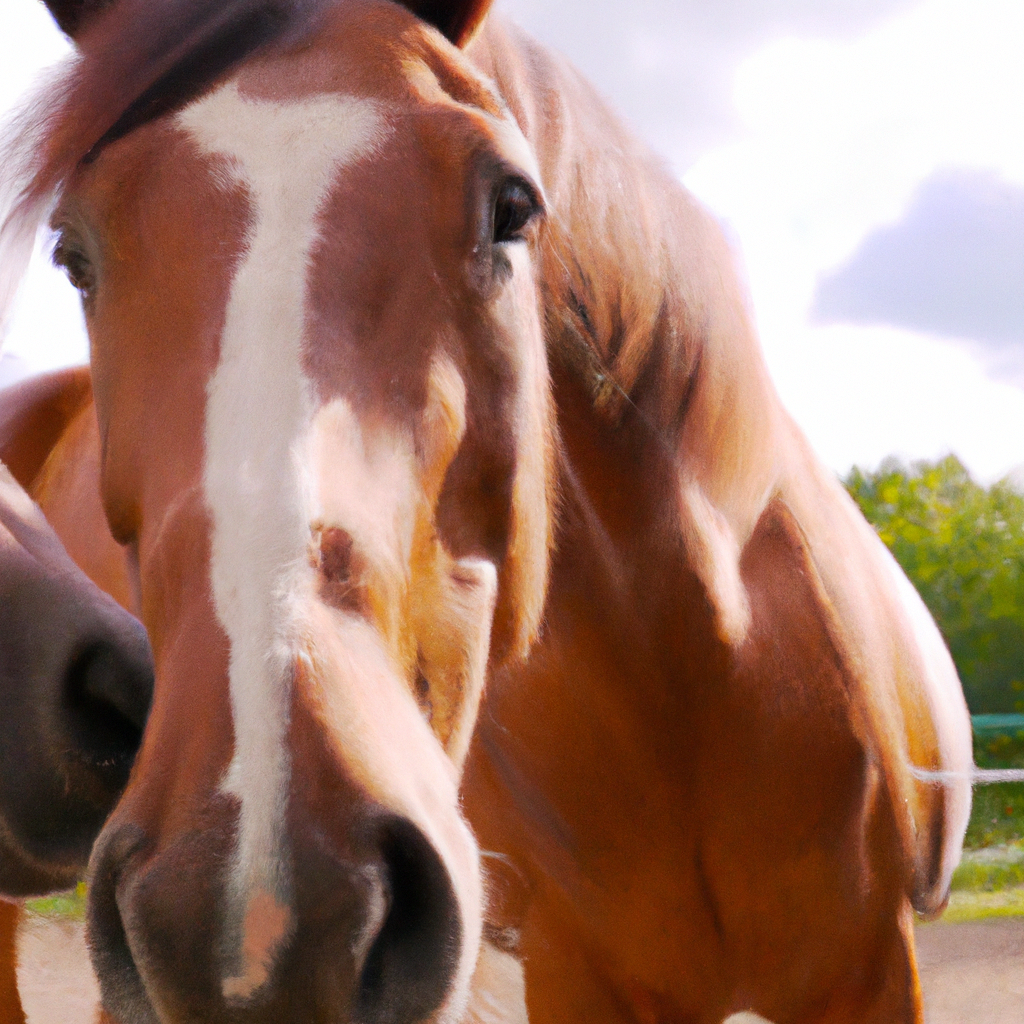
[
  {"x1": 916, "y1": 918, "x2": 1024, "y2": 1023},
  {"x1": 16, "y1": 915, "x2": 98, "y2": 1024},
  {"x1": 15, "y1": 915, "x2": 1024, "y2": 1023}
]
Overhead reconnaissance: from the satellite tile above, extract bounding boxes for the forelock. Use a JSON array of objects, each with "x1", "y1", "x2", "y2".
[{"x1": 0, "y1": 0, "x2": 336, "y2": 342}]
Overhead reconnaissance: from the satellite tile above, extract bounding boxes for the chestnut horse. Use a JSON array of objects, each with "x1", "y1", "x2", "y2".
[
  {"x1": 0, "y1": 372, "x2": 152, "y2": 1024},
  {"x1": 0, "y1": 1, "x2": 972, "y2": 1022}
]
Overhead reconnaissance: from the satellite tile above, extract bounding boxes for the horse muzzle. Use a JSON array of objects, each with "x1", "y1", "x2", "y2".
[
  {"x1": 0, "y1": 537, "x2": 152, "y2": 896},
  {"x1": 86, "y1": 705, "x2": 473, "y2": 1024}
]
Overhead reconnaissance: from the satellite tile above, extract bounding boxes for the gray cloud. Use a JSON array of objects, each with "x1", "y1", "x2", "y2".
[
  {"x1": 812, "y1": 170, "x2": 1024, "y2": 379},
  {"x1": 495, "y1": 0, "x2": 919, "y2": 171},
  {"x1": 0, "y1": 353, "x2": 31, "y2": 391}
]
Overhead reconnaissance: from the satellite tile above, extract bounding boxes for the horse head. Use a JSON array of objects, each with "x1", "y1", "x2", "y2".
[
  {"x1": 5, "y1": 0, "x2": 551, "y2": 1020},
  {"x1": 0, "y1": 445, "x2": 152, "y2": 897}
]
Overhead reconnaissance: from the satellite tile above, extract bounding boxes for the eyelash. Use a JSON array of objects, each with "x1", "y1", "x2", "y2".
[
  {"x1": 52, "y1": 234, "x2": 95, "y2": 299},
  {"x1": 492, "y1": 178, "x2": 542, "y2": 245}
]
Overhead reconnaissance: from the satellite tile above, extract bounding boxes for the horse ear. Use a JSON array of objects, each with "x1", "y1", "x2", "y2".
[
  {"x1": 43, "y1": 0, "x2": 494, "y2": 46},
  {"x1": 39, "y1": 0, "x2": 112, "y2": 38},
  {"x1": 400, "y1": 0, "x2": 495, "y2": 46}
]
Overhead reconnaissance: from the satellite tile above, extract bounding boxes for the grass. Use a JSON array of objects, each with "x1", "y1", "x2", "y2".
[
  {"x1": 932, "y1": 887, "x2": 1024, "y2": 924},
  {"x1": 24, "y1": 881, "x2": 87, "y2": 921},
  {"x1": 963, "y1": 780, "x2": 1024, "y2": 848},
  {"x1": 917, "y1": 727, "x2": 1024, "y2": 922},
  {"x1": 951, "y1": 846, "x2": 1024, "y2": 892}
]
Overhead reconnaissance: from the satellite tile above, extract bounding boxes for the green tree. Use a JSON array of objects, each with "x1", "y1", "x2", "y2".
[{"x1": 844, "y1": 455, "x2": 1024, "y2": 713}]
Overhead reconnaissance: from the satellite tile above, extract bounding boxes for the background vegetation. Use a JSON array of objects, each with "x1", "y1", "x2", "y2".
[
  {"x1": 962, "y1": 728, "x2": 1024, "y2": 851},
  {"x1": 845, "y1": 455, "x2": 1024, "y2": 714},
  {"x1": 846, "y1": 456, "x2": 1024, "y2": 864}
]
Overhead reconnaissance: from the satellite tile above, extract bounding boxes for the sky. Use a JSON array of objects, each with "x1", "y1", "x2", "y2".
[{"x1": 2, "y1": 0, "x2": 1023, "y2": 480}]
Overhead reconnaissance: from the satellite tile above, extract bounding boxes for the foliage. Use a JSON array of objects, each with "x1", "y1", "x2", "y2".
[
  {"x1": 845, "y1": 455, "x2": 1024, "y2": 714},
  {"x1": 962, "y1": 781, "x2": 1024, "y2": 849},
  {"x1": 934, "y1": 887, "x2": 1024, "y2": 922},
  {"x1": 951, "y1": 850, "x2": 1024, "y2": 892},
  {"x1": 959, "y1": 727, "x2": 1024, "y2": 849},
  {"x1": 25, "y1": 880, "x2": 87, "y2": 920}
]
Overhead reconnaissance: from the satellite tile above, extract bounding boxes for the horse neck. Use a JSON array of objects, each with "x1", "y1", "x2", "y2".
[
  {"x1": 472, "y1": 32, "x2": 970, "y2": 928},
  {"x1": 549, "y1": 360, "x2": 717, "y2": 687},
  {"x1": 462, "y1": 366, "x2": 731, "y2": 960},
  {"x1": 462, "y1": 23, "x2": 793, "y2": 895}
]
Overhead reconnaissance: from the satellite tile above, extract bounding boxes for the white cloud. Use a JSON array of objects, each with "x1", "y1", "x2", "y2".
[
  {"x1": 769, "y1": 323, "x2": 1024, "y2": 482},
  {"x1": 496, "y1": 0, "x2": 920, "y2": 173},
  {"x1": 4, "y1": 233, "x2": 88, "y2": 374},
  {"x1": 685, "y1": 0, "x2": 1024, "y2": 481}
]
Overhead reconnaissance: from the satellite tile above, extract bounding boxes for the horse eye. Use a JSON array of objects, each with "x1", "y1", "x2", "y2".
[
  {"x1": 52, "y1": 237, "x2": 95, "y2": 299},
  {"x1": 492, "y1": 178, "x2": 540, "y2": 245}
]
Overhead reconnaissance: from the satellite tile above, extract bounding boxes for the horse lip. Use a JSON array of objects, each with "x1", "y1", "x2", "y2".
[{"x1": 87, "y1": 822, "x2": 160, "y2": 1024}]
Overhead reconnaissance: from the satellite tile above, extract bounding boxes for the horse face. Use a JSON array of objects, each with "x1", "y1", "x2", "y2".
[
  {"x1": 0, "y1": 462, "x2": 152, "y2": 896},
  {"x1": 51, "y1": 4, "x2": 552, "y2": 1020}
]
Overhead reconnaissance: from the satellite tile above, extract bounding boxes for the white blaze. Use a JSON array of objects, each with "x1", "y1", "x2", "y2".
[{"x1": 177, "y1": 82, "x2": 385, "y2": 997}]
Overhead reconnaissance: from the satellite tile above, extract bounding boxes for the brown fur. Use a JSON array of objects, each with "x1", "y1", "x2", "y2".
[
  {"x1": 0, "y1": 367, "x2": 91, "y2": 490},
  {"x1": 0, "y1": 1, "x2": 971, "y2": 1021},
  {"x1": 0, "y1": 900, "x2": 25, "y2": 1024},
  {"x1": 0, "y1": 380, "x2": 152, "y2": 1024},
  {"x1": 0, "y1": 367, "x2": 134, "y2": 613}
]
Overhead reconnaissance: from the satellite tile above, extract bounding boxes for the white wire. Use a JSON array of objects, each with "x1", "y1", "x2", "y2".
[{"x1": 910, "y1": 766, "x2": 1024, "y2": 786}]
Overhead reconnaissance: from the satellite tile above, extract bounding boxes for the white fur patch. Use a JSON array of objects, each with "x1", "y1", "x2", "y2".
[
  {"x1": 305, "y1": 397, "x2": 419, "y2": 592},
  {"x1": 722, "y1": 1014, "x2": 776, "y2": 1024},
  {"x1": 463, "y1": 940, "x2": 528, "y2": 1024},
  {"x1": 176, "y1": 82, "x2": 386, "y2": 999}
]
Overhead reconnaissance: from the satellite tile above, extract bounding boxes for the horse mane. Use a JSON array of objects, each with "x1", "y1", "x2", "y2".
[
  {"x1": 474, "y1": 18, "x2": 782, "y2": 644},
  {"x1": 0, "y1": 0, "x2": 333, "y2": 341}
]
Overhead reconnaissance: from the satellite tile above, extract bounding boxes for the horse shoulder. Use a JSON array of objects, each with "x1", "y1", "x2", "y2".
[
  {"x1": 0, "y1": 368, "x2": 136, "y2": 614},
  {"x1": 0, "y1": 366, "x2": 92, "y2": 489}
]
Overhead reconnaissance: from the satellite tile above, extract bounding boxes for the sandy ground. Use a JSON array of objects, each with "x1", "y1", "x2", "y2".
[
  {"x1": 916, "y1": 918, "x2": 1024, "y2": 1024},
  {"x1": 14, "y1": 914, "x2": 1024, "y2": 1023},
  {"x1": 16, "y1": 915, "x2": 98, "y2": 1024}
]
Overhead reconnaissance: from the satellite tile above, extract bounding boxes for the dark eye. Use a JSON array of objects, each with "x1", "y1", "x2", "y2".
[
  {"x1": 52, "y1": 235, "x2": 95, "y2": 300},
  {"x1": 492, "y1": 178, "x2": 541, "y2": 245}
]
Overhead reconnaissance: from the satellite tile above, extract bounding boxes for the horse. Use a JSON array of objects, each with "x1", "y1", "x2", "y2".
[
  {"x1": 0, "y1": 1, "x2": 973, "y2": 1022},
  {"x1": 0, "y1": 371, "x2": 153, "y2": 1024},
  {"x1": 1, "y1": 367, "x2": 526, "y2": 1024}
]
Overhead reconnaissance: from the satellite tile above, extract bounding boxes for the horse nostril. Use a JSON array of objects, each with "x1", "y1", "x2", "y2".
[
  {"x1": 63, "y1": 638, "x2": 153, "y2": 771},
  {"x1": 357, "y1": 818, "x2": 462, "y2": 1024}
]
